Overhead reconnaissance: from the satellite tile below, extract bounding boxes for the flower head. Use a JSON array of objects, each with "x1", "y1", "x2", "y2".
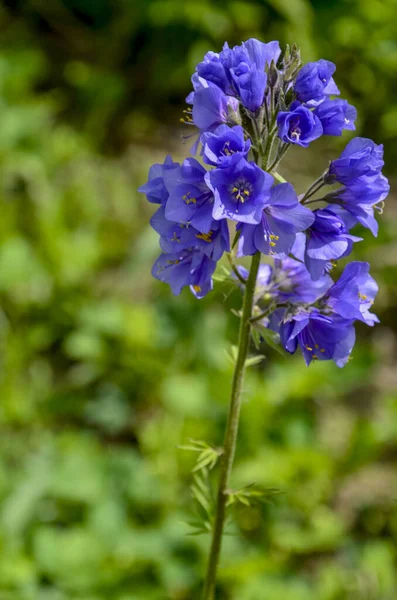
[{"x1": 277, "y1": 103, "x2": 323, "y2": 147}]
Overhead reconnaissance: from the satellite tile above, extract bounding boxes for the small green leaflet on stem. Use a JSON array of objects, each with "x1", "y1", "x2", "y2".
[
  {"x1": 179, "y1": 438, "x2": 224, "y2": 473},
  {"x1": 245, "y1": 354, "x2": 266, "y2": 368},
  {"x1": 225, "y1": 483, "x2": 281, "y2": 508}
]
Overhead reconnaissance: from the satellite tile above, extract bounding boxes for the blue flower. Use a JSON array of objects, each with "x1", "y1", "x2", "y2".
[
  {"x1": 326, "y1": 137, "x2": 384, "y2": 185},
  {"x1": 201, "y1": 125, "x2": 250, "y2": 167},
  {"x1": 277, "y1": 103, "x2": 323, "y2": 147},
  {"x1": 194, "y1": 39, "x2": 281, "y2": 113},
  {"x1": 138, "y1": 155, "x2": 179, "y2": 204},
  {"x1": 294, "y1": 208, "x2": 362, "y2": 280},
  {"x1": 151, "y1": 206, "x2": 230, "y2": 262},
  {"x1": 195, "y1": 51, "x2": 233, "y2": 96},
  {"x1": 294, "y1": 59, "x2": 340, "y2": 103},
  {"x1": 222, "y1": 46, "x2": 267, "y2": 113},
  {"x1": 314, "y1": 98, "x2": 357, "y2": 136},
  {"x1": 164, "y1": 158, "x2": 214, "y2": 233},
  {"x1": 152, "y1": 249, "x2": 217, "y2": 298},
  {"x1": 188, "y1": 83, "x2": 240, "y2": 133},
  {"x1": 237, "y1": 182, "x2": 314, "y2": 256},
  {"x1": 324, "y1": 261, "x2": 379, "y2": 326},
  {"x1": 276, "y1": 309, "x2": 356, "y2": 367},
  {"x1": 205, "y1": 157, "x2": 274, "y2": 224},
  {"x1": 326, "y1": 173, "x2": 390, "y2": 236}
]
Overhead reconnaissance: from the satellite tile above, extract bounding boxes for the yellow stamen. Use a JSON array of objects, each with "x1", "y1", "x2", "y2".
[
  {"x1": 192, "y1": 285, "x2": 201, "y2": 292},
  {"x1": 195, "y1": 231, "x2": 213, "y2": 243}
]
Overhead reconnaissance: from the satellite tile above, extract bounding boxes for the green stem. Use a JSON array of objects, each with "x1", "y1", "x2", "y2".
[
  {"x1": 202, "y1": 251, "x2": 261, "y2": 600},
  {"x1": 301, "y1": 174, "x2": 327, "y2": 204}
]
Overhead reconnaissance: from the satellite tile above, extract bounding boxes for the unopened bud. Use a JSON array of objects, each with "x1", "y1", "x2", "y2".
[{"x1": 268, "y1": 60, "x2": 279, "y2": 88}]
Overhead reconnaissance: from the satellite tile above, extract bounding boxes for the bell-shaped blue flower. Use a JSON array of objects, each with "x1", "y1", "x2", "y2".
[
  {"x1": 205, "y1": 158, "x2": 274, "y2": 224},
  {"x1": 164, "y1": 158, "x2": 214, "y2": 233},
  {"x1": 294, "y1": 208, "x2": 362, "y2": 280},
  {"x1": 152, "y1": 249, "x2": 217, "y2": 298},
  {"x1": 277, "y1": 103, "x2": 323, "y2": 147},
  {"x1": 276, "y1": 309, "x2": 356, "y2": 367},
  {"x1": 151, "y1": 206, "x2": 230, "y2": 262},
  {"x1": 195, "y1": 51, "x2": 233, "y2": 96},
  {"x1": 326, "y1": 137, "x2": 384, "y2": 185},
  {"x1": 201, "y1": 125, "x2": 250, "y2": 167},
  {"x1": 189, "y1": 82, "x2": 240, "y2": 133},
  {"x1": 237, "y1": 182, "x2": 315, "y2": 256},
  {"x1": 314, "y1": 98, "x2": 357, "y2": 136},
  {"x1": 324, "y1": 261, "x2": 379, "y2": 326},
  {"x1": 138, "y1": 155, "x2": 179, "y2": 204},
  {"x1": 294, "y1": 59, "x2": 340, "y2": 103}
]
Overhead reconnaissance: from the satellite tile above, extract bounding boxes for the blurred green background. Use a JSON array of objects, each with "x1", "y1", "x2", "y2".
[{"x1": 0, "y1": 0, "x2": 396, "y2": 598}]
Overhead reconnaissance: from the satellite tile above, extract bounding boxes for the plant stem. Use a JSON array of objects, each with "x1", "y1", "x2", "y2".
[
  {"x1": 202, "y1": 251, "x2": 261, "y2": 600},
  {"x1": 227, "y1": 253, "x2": 246, "y2": 285},
  {"x1": 301, "y1": 174, "x2": 327, "y2": 204}
]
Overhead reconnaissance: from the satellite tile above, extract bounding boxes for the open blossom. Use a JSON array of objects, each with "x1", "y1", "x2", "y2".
[
  {"x1": 324, "y1": 261, "x2": 379, "y2": 326},
  {"x1": 294, "y1": 209, "x2": 362, "y2": 280},
  {"x1": 323, "y1": 137, "x2": 389, "y2": 236},
  {"x1": 325, "y1": 174, "x2": 389, "y2": 236},
  {"x1": 237, "y1": 182, "x2": 314, "y2": 256},
  {"x1": 188, "y1": 83, "x2": 240, "y2": 133},
  {"x1": 294, "y1": 59, "x2": 340, "y2": 103},
  {"x1": 151, "y1": 206, "x2": 230, "y2": 261},
  {"x1": 164, "y1": 158, "x2": 214, "y2": 233},
  {"x1": 205, "y1": 158, "x2": 274, "y2": 224},
  {"x1": 277, "y1": 103, "x2": 323, "y2": 147},
  {"x1": 201, "y1": 124, "x2": 250, "y2": 167},
  {"x1": 276, "y1": 309, "x2": 356, "y2": 367},
  {"x1": 314, "y1": 98, "x2": 357, "y2": 136}
]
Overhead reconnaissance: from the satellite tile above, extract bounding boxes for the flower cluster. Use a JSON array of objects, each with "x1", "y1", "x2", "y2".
[{"x1": 139, "y1": 39, "x2": 389, "y2": 367}]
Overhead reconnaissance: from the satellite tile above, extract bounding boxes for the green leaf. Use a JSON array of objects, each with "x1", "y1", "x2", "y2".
[{"x1": 255, "y1": 324, "x2": 288, "y2": 357}]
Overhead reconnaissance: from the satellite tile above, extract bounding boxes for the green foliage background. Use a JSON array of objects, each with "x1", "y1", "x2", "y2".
[{"x1": 0, "y1": 0, "x2": 396, "y2": 598}]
